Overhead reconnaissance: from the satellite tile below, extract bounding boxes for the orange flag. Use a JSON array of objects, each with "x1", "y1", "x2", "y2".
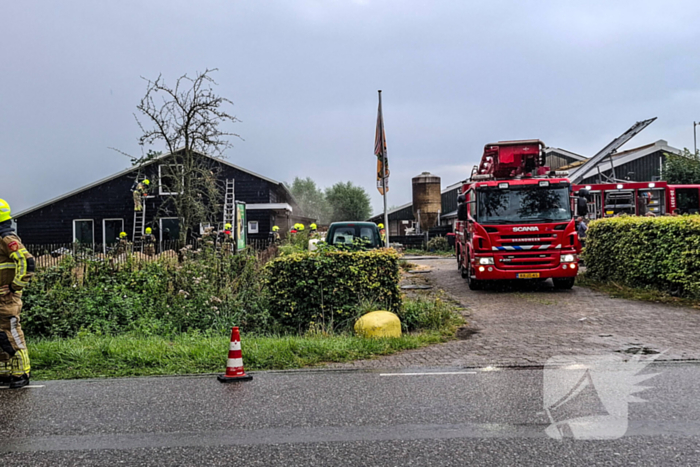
[{"x1": 374, "y1": 90, "x2": 389, "y2": 195}]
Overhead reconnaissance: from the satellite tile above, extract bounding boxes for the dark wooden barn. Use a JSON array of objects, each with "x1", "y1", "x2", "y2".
[
  {"x1": 544, "y1": 147, "x2": 587, "y2": 170},
  {"x1": 14, "y1": 150, "x2": 312, "y2": 248}
]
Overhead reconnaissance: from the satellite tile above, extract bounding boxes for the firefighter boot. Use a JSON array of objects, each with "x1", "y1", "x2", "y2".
[{"x1": 9, "y1": 372, "x2": 29, "y2": 389}]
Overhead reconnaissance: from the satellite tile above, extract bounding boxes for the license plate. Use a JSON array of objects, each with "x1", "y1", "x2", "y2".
[{"x1": 517, "y1": 273, "x2": 540, "y2": 279}]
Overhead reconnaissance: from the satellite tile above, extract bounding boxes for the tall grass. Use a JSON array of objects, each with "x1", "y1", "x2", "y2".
[{"x1": 28, "y1": 331, "x2": 451, "y2": 380}]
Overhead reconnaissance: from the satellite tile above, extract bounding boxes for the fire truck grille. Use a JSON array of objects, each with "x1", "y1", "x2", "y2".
[
  {"x1": 499, "y1": 234, "x2": 556, "y2": 240},
  {"x1": 497, "y1": 253, "x2": 558, "y2": 269}
]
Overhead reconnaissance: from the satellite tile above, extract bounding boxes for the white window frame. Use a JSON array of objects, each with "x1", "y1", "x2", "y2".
[
  {"x1": 102, "y1": 218, "x2": 124, "y2": 253},
  {"x1": 73, "y1": 219, "x2": 95, "y2": 244},
  {"x1": 134, "y1": 176, "x2": 156, "y2": 199},
  {"x1": 199, "y1": 222, "x2": 214, "y2": 235},
  {"x1": 159, "y1": 217, "x2": 180, "y2": 242},
  {"x1": 248, "y1": 220, "x2": 259, "y2": 234},
  {"x1": 158, "y1": 164, "x2": 184, "y2": 196}
]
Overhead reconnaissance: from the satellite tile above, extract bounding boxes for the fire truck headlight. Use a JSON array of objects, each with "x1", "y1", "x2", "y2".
[
  {"x1": 478, "y1": 266, "x2": 485, "y2": 272},
  {"x1": 478, "y1": 257, "x2": 495, "y2": 265},
  {"x1": 560, "y1": 254, "x2": 576, "y2": 263}
]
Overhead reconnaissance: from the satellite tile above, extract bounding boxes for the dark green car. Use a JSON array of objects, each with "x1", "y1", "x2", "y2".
[{"x1": 325, "y1": 222, "x2": 382, "y2": 249}]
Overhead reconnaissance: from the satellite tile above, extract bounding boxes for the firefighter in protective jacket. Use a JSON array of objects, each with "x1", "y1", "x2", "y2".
[
  {"x1": 144, "y1": 227, "x2": 156, "y2": 257},
  {"x1": 220, "y1": 223, "x2": 234, "y2": 253},
  {"x1": 114, "y1": 232, "x2": 130, "y2": 256},
  {"x1": 132, "y1": 179, "x2": 150, "y2": 212},
  {"x1": 0, "y1": 199, "x2": 35, "y2": 389}
]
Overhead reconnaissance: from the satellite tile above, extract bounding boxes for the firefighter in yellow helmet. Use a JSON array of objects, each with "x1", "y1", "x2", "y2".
[
  {"x1": 114, "y1": 231, "x2": 130, "y2": 256},
  {"x1": 143, "y1": 227, "x2": 156, "y2": 257},
  {"x1": 378, "y1": 223, "x2": 386, "y2": 244},
  {"x1": 132, "y1": 179, "x2": 150, "y2": 212},
  {"x1": 0, "y1": 199, "x2": 35, "y2": 389},
  {"x1": 270, "y1": 225, "x2": 280, "y2": 243},
  {"x1": 309, "y1": 223, "x2": 319, "y2": 239},
  {"x1": 220, "y1": 222, "x2": 234, "y2": 254},
  {"x1": 298, "y1": 224, "x2": 305, "y2": 232}
]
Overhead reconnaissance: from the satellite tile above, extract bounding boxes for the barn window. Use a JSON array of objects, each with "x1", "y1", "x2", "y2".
[
  {"x1": 248, "y1": 221, "x2": 259, "y2": 234},
  {"x1": 159, "y1": 218, "x2": 180, "y2": 243},
  {"x1": 73, "y1": 219, "x2": 94, "y2": 244},
  {"x1": 159, "y1": 165, "x2": 184, "y2": 195},
  {"x1": 103, "y1": 219, "x2": 124, "y2": 250}
]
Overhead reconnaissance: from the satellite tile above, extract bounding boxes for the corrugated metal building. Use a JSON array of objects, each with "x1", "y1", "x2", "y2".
[{"x1": 567, "y1": 140, "x2": 680, "y2": 184}]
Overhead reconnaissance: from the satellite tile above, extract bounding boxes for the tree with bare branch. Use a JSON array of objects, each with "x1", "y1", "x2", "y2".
[{"x1": 131, "y1": 68, "x2": 240, "y2": 242}]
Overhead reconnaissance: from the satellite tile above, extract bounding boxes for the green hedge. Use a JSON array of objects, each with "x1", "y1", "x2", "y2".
[
  {"x1": 264, "y1": 249, "x2": 402, "y2": 332},
  {"x1": 22, "y1": 251, "x2": 271, "y2": 338},
  {"x1": 582, "y1": 216, "x2": 700, "y2": 297}
]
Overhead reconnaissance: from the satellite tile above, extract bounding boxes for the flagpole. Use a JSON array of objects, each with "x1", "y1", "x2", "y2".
[{"x1": 379, "y1": 90, "x2": 390, "y2": 247}]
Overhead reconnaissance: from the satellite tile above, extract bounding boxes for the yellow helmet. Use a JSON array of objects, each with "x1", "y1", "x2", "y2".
[
  {"x1": 119, "y1": 232, "x2": 127, "y2": 238},
  {"x1": 310, "y1": 223, "x2": 317, "y2": 230},
  {"x1": 0, "y1": 199, "x2": 11, "y2": 223},
  {"x1": 272, "y1": 226, "x2": 279, "y2": 232},
  {"x1": 225, "y1": 223, "x2": 232, "y2": 230},
  {"x1": 142, "y1": 179, "x2": 150, "y2": 186},
  {"x1": 145, "y1": 227, "x2": 152, "y2": 235},
  {"x1": 378, "y1": 223, "x2": 384, "y2": 229},
  {"x1": 298, "y1": 224, "x2": 305, "y2": 231}
]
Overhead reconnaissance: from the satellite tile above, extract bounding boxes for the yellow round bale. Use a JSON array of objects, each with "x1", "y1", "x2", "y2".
[{"x1": 354, "y1": 311, "x2": 402, "y2": 339}]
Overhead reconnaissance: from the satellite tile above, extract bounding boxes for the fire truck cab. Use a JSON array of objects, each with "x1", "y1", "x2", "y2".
[{"x1": 456, "y1": 140, "x2": 580, "y2": 290}]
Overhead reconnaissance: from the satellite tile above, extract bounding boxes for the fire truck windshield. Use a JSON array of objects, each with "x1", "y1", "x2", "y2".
[{"x1": 477, "y1": 185, "x2": 572, "y2": 224}]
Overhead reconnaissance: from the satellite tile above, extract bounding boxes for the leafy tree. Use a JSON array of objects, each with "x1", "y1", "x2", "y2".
[
  {"x1": 286, "y1": 177, "x2": 331, "y2": 224},
  {"x1": 662, "y1": 149, "x2": 700, "y2": 184},
  {"x1": 124, "y1": 69, "x2": 239, "y2": 242},
  {"x1": 325, "y1": 181, "x2": 372, "y2": 222}
]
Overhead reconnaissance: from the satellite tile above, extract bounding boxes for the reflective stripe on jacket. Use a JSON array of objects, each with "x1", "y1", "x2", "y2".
[{"x1": 0, "y1": 234, "x2": 35, "y2": 291}]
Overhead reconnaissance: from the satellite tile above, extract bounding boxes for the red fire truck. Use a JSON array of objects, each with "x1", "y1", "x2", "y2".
[
  {"x1": 455, "y1": 140, "x2": 580, "y2": 290},
  {"x1": 572, "y1": 181, "x2": 700, "y2": 218}
]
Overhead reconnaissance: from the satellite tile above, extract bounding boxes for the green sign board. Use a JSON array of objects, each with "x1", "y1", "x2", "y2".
[{"x1": 235, "y1": 201, "x2": 247, "y2": 252}]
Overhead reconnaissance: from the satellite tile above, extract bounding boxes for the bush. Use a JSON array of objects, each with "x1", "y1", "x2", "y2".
[
  {"x1": 427, "y1": 236, "x2": 450, "y2": 252},
  {"x1": 397, "y1": 295, "x2": 463, "y2": 332},
  {"x1": 582, "y1": 215, "x2": 700, "y2": 297},
  {"x1": 22, "y1": 249, "x2": 271, "y2": 339},
  {"x1": 264, "y1": 249, "x2": 402, "y2": 332}
]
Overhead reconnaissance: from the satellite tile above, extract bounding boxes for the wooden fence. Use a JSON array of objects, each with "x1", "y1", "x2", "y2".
[{"x1": 25, "y1": 237, "x2": 277, "y2": 268}]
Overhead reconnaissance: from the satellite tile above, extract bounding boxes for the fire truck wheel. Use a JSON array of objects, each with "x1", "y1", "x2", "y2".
[
  {"x1": 553, "y1": 277, "x2": 575, "y2": 290},
  {"x1": 466, "y1": 262, "x2": 483, "y2": 290}
]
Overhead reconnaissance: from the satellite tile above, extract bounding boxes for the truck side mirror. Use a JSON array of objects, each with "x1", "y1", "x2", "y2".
[
  {"x1": 457, "y1": 202, "x2": 468, "y2": 221},
  {"x1": 577, "y1": 197, "x2": 589, "y2": 216}
]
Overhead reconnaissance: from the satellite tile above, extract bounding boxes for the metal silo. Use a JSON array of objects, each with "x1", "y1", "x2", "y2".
[{"x1": 412, "y1": 172, "x2": 441, "y2": 233}]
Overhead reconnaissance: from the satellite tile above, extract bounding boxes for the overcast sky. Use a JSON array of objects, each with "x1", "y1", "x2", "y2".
[{"x1": 3, "y1": 1, "x2": 700, "y2": 215}]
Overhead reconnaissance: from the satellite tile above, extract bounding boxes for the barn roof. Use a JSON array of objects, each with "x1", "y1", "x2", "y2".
[{"x1": 566, "y1": 139, "x2": 680, "y2": 181}]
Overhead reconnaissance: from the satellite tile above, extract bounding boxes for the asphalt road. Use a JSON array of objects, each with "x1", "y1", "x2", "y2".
[{"x1": 3, "y1": 361, "x2": 700, "y2": 466}]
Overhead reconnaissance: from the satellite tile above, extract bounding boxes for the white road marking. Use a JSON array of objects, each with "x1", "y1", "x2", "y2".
[{"x1": 380, "y1": 372, "x2": 477, "y2": 377}]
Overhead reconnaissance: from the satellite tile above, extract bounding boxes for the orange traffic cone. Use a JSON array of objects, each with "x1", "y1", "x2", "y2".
[{"x1": 218, "y1": 327, "x2": 253, "y2": 383}]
